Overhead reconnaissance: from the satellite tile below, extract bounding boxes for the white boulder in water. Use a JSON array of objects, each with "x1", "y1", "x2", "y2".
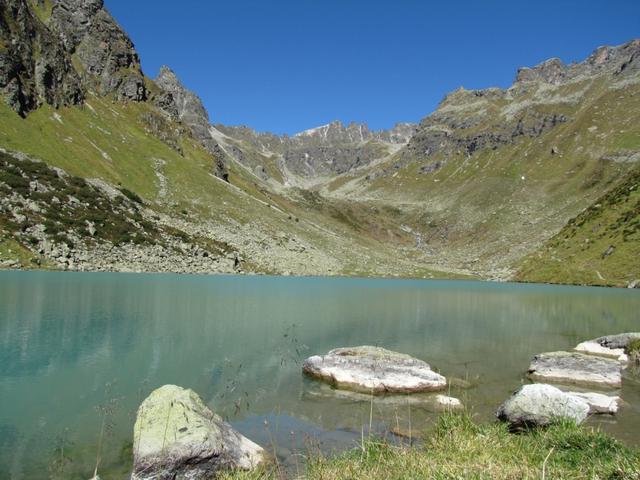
[
  {"x1": 303, "y1": 346, "x2": 447, "y2": 394},
  {"x1": 497, "y1": 384, "x2": 590, "y2": 428}
]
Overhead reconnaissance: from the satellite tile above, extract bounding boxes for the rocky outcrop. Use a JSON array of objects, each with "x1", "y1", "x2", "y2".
[
  {"x1": 575, "y1": 333, "x2": 640, "y2": 362},
  {"x1": 527, "y1": 351, "x2": 622, "y2": 389},
  {"x1": 155, "y1": 66, "x2": 228, "y2": 180},
  {"x1": 516, "y1": 39, "x2": 640, "y2": 85},
  {"x1": 0, "y1": 0, "x2": 83, "y2": 116},
  {"x1": 497, "y1": 384, "x2": 590, "y2": 428},
  {"x1": 302, "y1": 346, "x2": 447, "y2": 394},
  {"x1": 0, "y1": 0, "x2": 150, "y2": 116},
  {"x1": 50, "y1": 0, "x2": 146, "y2": 101},
  {"x1": 132, "y1": 385, "x2": 265, "y2": 480},
  {"x1": 394, "y1": 40, "x2": 640, "y2": 174}
]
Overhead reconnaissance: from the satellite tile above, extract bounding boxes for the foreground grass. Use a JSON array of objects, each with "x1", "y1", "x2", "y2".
[{"x1": 223, "y1": 414, "x2": 640, "y2": 480}]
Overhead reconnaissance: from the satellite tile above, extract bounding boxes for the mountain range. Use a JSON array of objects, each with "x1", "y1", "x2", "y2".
[{"x1": 0, "y1": 0, "x2": 638, "y2": 286}]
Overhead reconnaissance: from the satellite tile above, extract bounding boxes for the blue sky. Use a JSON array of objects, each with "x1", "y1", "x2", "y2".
[{"x1": 106, "y1": 0, "x2": 640, "y2": 135}]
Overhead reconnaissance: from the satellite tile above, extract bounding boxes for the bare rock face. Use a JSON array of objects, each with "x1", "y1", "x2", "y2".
[
  {"x1": 497, "y1": 384, "x2": 590, "y2": 428},
  {"x1": 155, "y1": 66, "x2": 228, "y2": 180},
  {"x1": 132, "y1": 385, "x2": 265, "y2": 480},
  {"x1": 0, "y1": 0, "x2": 83, "y2": 116},
  {"x1": 302, "y1": 346, "x2": 447, "y2": 394},
  {"x1": 50, "y1": 0, "x2": 147, "y2": 101},
  {"x1": 527, "y1": 351, "x2": 622, "y2": 389}
]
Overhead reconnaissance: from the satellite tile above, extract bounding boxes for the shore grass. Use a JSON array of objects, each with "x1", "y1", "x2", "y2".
[{"x1": 222, "y1": 413, "x2": 640, "y2": 480}]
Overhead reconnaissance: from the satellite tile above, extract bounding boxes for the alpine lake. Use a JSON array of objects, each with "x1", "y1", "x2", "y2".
[{"x1": 1, "y1": 271, "x2": 639, "y2": 479}]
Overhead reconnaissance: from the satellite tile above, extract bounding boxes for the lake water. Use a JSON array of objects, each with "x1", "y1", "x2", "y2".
[{"x1": 0, "y1": 271, "x2": 639, "y2": 479}]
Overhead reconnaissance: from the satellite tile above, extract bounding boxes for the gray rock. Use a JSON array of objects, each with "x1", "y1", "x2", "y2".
[
  {"x1": 302, "y1": 346, "x2": 447, "y2": 394},
  {"x1": 592, "y1": 332, "x2": 640, "y2": 350},
  {"x1": 497, "y1": 384, "x2": 590, "y2": 428},
  {"x1": 527, "y1": 351, "x2": 622, "y2": 389},
  {"x1": 132, "y1": 385, "x2": 265, "y2": 480},
  {"x1": 575, "y1": 333, "x2": 640, "y2": 362}
]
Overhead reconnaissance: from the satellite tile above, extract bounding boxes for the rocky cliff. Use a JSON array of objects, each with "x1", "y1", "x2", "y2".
[
  {"x1": 155, "y1": 66, "x2": 228, "y2": 179},
  {"x1": 0, "y1": 0, "x2": 83, "y2": 116}
]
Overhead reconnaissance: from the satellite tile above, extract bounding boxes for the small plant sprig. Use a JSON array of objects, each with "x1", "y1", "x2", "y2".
[{"x1": 91, "y1": 381, "x2": 121, "y2": 480}]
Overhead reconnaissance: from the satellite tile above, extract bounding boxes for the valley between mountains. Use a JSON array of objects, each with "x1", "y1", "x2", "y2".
[{"x1": 0, "y1": 0, "x2": 639, "y2": 286}]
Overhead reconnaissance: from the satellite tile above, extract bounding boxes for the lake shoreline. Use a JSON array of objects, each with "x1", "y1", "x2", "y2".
[{"x1": 1, "y1": 264, "x2": 638, "y2": 289}]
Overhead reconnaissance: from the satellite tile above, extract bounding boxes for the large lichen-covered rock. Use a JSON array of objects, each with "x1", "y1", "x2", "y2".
[
  {"x1": 527, "y1": 351, "x2": 622, "y2": 389},
  {"x1": 132, "y1": 385, "x2": 265, "y2": 480},
  {"x1": 0, "y1": 0, "x2": 83, "y2": 116},
  {"x1": 497, "y1": 384, "x2": 590, "y2": 428},
  {"x1": 302, "y1": 346, "x2": 447, "y2": 394}
]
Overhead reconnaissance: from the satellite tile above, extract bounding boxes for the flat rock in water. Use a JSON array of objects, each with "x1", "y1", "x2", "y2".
[
  {"x1": 527, "y1": 351, "x2": 622, "y2": 389},
  {"x1": 565, "y1": 391, "x2": 621, "y2": 414},
  {"x1": 575, "y1": 341, "x2": 628, "y2": 362},
  {"x1": 302, "y1": 346, "x2": 447, "y2": 394},
  {"x1": 497, "y1": 384, "x2": 590, "y2": 428},
  {"x1": 132, "y1": 385, "x2": 265, "y2": 480},
  {"x1": 575, "y1": 332, "x2": 640, "y2": 362}
]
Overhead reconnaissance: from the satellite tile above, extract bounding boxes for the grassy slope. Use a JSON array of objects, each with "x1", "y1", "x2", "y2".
[
  {"x1": 223, "y1": 414, "x2": 640, "y2": 480},
  {"x1": 515, "y1": 165, "x2": 640, "y2": 286},
  {"x1": 0, "y1": 97, "x2": 459, "y2": 278}
]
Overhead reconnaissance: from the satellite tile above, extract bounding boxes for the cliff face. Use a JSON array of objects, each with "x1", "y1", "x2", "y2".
[
  {"x1": 155, "y1": 66, "x2": 228, "y2": 180},
  {"x1": 0, "y1": 0, "x2": 83, "y2": 116},
  {"x1": 50, "y1": 0, "x2": 147, "y2": 101}
]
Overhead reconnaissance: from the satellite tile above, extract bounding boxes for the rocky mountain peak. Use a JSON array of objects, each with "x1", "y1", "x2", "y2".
[
  {"x1": 516, "y1": 57, "x2": 567, "y2": 84},
  {"x1": 515, "y1": 39, "x2": 640, "y2": 86},
  {"x1": 155, "y1": 66, "x2": 228, "y2": 180}
]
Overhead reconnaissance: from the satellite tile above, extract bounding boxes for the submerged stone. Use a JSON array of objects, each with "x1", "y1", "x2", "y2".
[
  {"x1": 132, "y1": 385, "x2": 265, "y2": 480},
  {"x1": 497, "y1": 384, "x2": 590, "y2": 428},
  {"x1": 302, "y1": 346, "x2": 447, "y2": 394},
  {"x1": 527, "y1": 351, "x2": 622, "y2": 389},
  {"x1": 565, "y1": 391, "x2": 621, "y2": 414}
]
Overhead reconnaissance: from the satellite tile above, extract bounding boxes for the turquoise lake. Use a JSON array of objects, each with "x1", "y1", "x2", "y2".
[{"x1": 0, "y1": 271, "x2": 639, "y2": 479}]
